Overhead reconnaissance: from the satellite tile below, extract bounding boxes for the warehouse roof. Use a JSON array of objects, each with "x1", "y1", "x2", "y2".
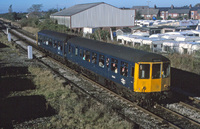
[{"x1": 51, "y1": 2, "x2": 104, "y2": 16}]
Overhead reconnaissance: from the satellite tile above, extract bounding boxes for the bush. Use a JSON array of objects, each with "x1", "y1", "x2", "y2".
[
  {"x1": 20, "y1": 18, "x2": 39, "y2": 27},
  {"x1": 134, "y1": 45, "x2": 151, "y2": 52},
  {"x1": 89, "y1": 29, "x2": 110, "y2": 42},
  {"x1": 166, "y1": 53, "x2": 200, "y2": 75}
]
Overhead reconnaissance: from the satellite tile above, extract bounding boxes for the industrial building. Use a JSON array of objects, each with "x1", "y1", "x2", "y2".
[{"x1": 50, "y1": 2, "x2": 135, "y2": 30}]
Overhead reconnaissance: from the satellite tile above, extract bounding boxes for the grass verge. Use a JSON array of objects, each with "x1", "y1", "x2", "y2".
[{"x1": 28, "y1": 65, "x2": 133, "y2": 128}]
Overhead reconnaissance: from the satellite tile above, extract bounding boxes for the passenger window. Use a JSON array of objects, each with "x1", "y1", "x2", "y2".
[
  {"x1": 111, "y1": 58, "x2": 118, "y2": 73},
  {"x1": 80, "y1": 49, "x2": 82, "y2": 57},
  {"x1": 162, "y1": 63, "x2": 170, "y2": 78},
  {"x1": 45, "y1": 38, "x2": 49, "y2": 45},
  {"x1": 83, "y1": 50, "x2": 86, "y2": 60},
  {"x1": 53, "y1": 41, "x2": 57, "y2": 48},
  {"x1": 85, "y1": 50, "x2": 90, "y2": 62},
  {"x1": 139, "y1": 64, "x2": 150, "y2": 79},
  {"x1": 120, "y1": 61, "x2": 128, "y2": 77},
  {"x1": 58, "y1": 42, "x2": 61, "y2": 50},
  {"x1": 68, "y1": 44, "x2": 71, "y2": 53},
  {"x1": 60, "y1": 43, "x2": 63, "y2": 51},
  {"x1": 152, "y1": 64, "x2": 161, "y2": 79},
  {"x1": 38, "y1": 35, "x2": 42, "y2": 42},
  {"x1": 99, "y1": 55, "x2": 105, "y2": 68},
  {"x1": 131, "y1": 67, "x2": 134, "y2": 77},
  {"x1": 49, "y1": 38, "x2": 52, "y2": 46},
  {"x1": 106, "y1": 58, "x2": 109, "y2": 67},
  {"x1": 75, "y1": 47, "x2": 78, "y2": 56},
  {"x1": 64, "y1": 43, "x2": 67, "y2": 56},
  {"x1": 92, "y1": 52, "x2": 97, "y2": 64}
]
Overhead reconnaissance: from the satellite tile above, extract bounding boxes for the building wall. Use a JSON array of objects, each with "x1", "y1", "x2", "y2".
[
  {"x1": 141, "y1": 14, "x2": 158, "y2": 20},
  {"x1": 169, "y1": 13, "x2": 189, "y2": 18},
  {"x1": 160, "y1": 11, "x2": 168, "y2": 20},
  {"x1": 71, "y1": 3, "x2": 135, "y2": 28},
  {"x1": 191, "y1": 11, "x2": 198, "y2": 19},
  {"x1": 50, "y1": 16, "x2": 71, "y2": 27},
  {"x1": 197, "y1": 12, "x2": 200, "y2": 19}
]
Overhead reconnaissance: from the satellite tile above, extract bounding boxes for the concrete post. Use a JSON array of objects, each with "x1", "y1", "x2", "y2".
[
  {"x1": 110, "y1": 28, "x2": 113, "y2": 41},
  {"x1": 7, "y1": 33, "x2": 11, "y2": 42},
  {"x1": 28, "y1": 46, "x2": 33, "y2": 59}
]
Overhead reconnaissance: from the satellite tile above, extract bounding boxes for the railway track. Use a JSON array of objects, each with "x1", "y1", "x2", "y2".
[
  {"x1": 189, "y1": 96, "x2": 200, "y2": 105},
  {"x1": 149, "y1": 104, "x2": 200, "y2": 129},
  {"x1": 179, "y1": 101, "x2": 200, "y2": 115},
  {"x1": 3, "y1": 25, "x2": 200, "y2": 128}
]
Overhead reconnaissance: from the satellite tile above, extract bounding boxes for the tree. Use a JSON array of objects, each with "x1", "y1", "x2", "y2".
[
  {"x1": 27, "y1": 4, "x2": 43, "y2": 13},
  {"x1": 8, "y1": 5, "x2": 12, "y2": 13},
  {"x1": 194, "y1": 3, "x2": 200, "y2": 7},
  {"x1": 135, "y1": 11, "x2": 143, "y2": 20},
  {"x1": 45, "y1": 8, "x2": 58, "y2": 18},
  {"x1": 168, "y1": 16, "x2": 172, "y2": 20}
]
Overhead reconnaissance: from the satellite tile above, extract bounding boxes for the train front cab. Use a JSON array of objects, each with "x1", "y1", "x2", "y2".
[{"x1": 134, "y1": 62, "x2": 170, "y2": 93}]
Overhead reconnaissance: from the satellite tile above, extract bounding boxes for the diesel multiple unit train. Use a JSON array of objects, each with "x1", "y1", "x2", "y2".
[{"x1": 37, "y1": 30, "x2": 171, "y2": 101}]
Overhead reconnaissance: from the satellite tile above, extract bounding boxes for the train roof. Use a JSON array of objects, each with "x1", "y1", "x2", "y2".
[
  {"x1": 38, "y1": 30, "x2": 75, "y2": 42},
  {"x1": 68, "y1": 37, "x2": 169, "y2": 63}
]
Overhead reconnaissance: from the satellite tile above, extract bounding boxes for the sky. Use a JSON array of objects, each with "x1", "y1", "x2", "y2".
[{"x1": 0, "y1": 0, "x2": 200, "y2": 14}]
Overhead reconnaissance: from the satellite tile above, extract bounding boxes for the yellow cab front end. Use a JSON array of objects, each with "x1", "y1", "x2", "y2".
[{"x1": 134, "y1": 62, "x2": 170, "y2": 93}]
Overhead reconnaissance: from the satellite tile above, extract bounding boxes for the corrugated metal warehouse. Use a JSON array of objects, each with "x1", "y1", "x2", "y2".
[{"x1": 50, "y1": 2, "x2": 135, "y2": 29}]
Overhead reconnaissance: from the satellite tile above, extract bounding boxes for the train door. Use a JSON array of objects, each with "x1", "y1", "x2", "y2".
[
  {"x1": 119, "y1": 61, "x2": 130, "y2": 89},
  {"x1": 98, "y1": 54, "x2": 106, "y2": 76},
  {"x1": 105, "y1": 57, "x2": 110, "y2": 78},
  {"x1": 70, "y1": 46, "x2": 78, "y2": 63},
  {"x1": 129, "y1": 64, "x2": 135, "y2": 91},
  {"x1": 161, "y1": 62, "x2": 170, "y2": 91},
  {"x1": 67, "y1": 43, "x2": 73, "y2": 60},
  {"x1": 110, "y1": 58, "x2": 119, "y2": 81},
  {"x1": 134, "y1": 63, "x2": 152, "y2": 92},
  {"x1": 151, "y1": 63, "x2": 162, "y2": 92},
  {"x1": 91, "y1": 52, "x2": 97, "y2": 69},
  {"x1": 57, "y1": 41, "x2": 63, "y2": 56}
]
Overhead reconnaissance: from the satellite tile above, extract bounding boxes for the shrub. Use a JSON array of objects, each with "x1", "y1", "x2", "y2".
[{"x1": 166, "y1": 53, "x2": 200, "y2": 74}]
